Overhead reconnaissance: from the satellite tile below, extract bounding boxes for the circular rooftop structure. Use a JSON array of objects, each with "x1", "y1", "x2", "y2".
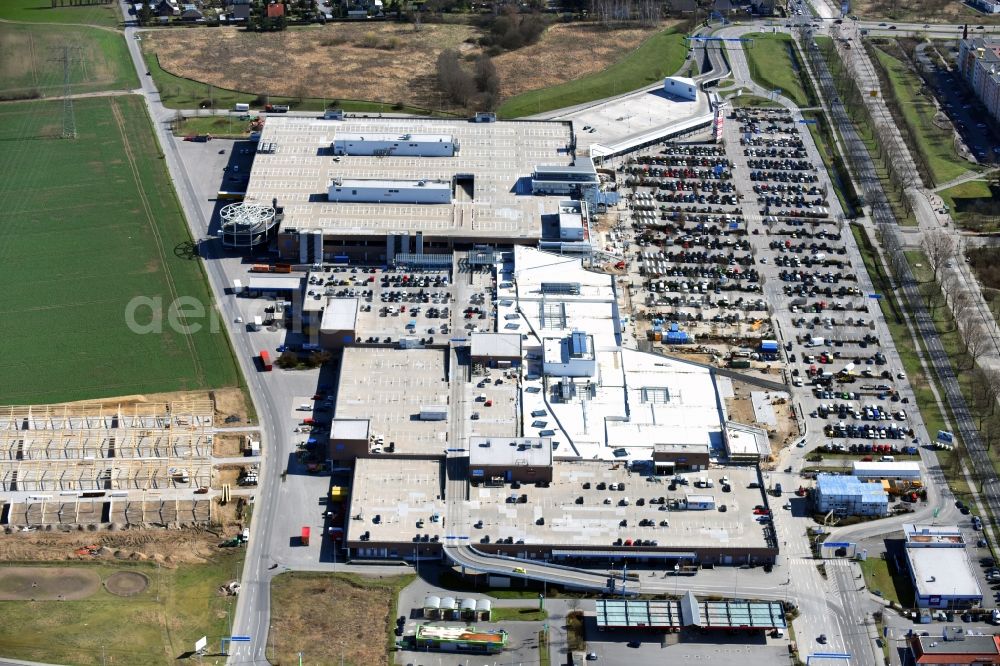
[{"x1": 220, "y1": 201, "x2": 279, "y2": 248}]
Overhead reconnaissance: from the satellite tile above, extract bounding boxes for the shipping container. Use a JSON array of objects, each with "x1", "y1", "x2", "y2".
[
  {"x1": 301, "y1": 526, "x2": 310, "y2": 546},
  {"x1": 259, "y1": 350, "x2": 272, "y2": 371},
  {"x1": 250, "y1": 264, "x2": 271, "y2": 273},
  {"x1": 273, "y1": 263, "x2": 292, "y2": 274}
]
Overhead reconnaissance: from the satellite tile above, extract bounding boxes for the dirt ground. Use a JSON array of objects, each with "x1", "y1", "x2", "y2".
[
  {"x1": 211, "y1": 387, "x2": 253, "y2": 423},
  {"x1": 725, "y1": 395, "x2": 757, "y2": 425},
  {"x1": 213, "y1": 466, "x2": 242, "y2": 489},
  {"x1": 0, "y1": 567, "x2": 101, "y2": 600},
  {"x1": 145, "y1": 22, "x2": 661, "y2": 110},
  {"x1": 851, "y1": 0, "x2": 1000, "y2": 22},
  {"x1": 57, "y1": 387, "x2": 252, "y2": 424},
  {"x1": 104, "y1": 570, "x2": 149, "y2": 597},
  {"x1": 213, "y1": 433, "x2": 247, "y2": 457},
  {"x1": 0, "y1": 528, "x2": 227, "y2": 567},
  {"x1": 269, "y1": 572, "x2": 414, "y2": 666}
]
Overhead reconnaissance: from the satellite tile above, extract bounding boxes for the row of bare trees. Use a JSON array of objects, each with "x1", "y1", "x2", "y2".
[
  {"x1": 810, "y1": 38, "x2": 920, "y2": 220},
  {"x1": 436, "y1": 51, "x2": 502, "y2": 110},
  {"x1": 589, "y1": 0, "x2": 661, "y2": 27}
]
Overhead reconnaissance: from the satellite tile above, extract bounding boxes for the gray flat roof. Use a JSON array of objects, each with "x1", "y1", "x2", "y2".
[
  {"x1": 453, "y1": 464, "x2": 770, "y2": 550},
  {"x1": 914, "y1": 635, "x2": 999, "y2": 655},
  {"x1": 469, "y1": 437, "x2": 553, "y2": 468},
  {"x1": 330, "y1": 418, "x2": 369, "y2": 440},
  {"x1": 320, "y1": 298, "x2": 359, "y2": 332},
  {"x1": 334, "y1": 347, "x2": 449, "y2": 455},
  {"x1": 470, "y1": 332, "x2": 522, "y2": 359},
  {"x1": 346, "y1": 457, "x2": 446, "y2": 544},
  {"x1": 243, "y1": 116, "x2": 574, "y2": 238}
]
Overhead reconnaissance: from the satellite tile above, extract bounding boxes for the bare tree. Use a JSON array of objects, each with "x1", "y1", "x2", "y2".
[
  {"x1": 970, "y1": 366, "x2": 997, "y2": 425},
  {"x1": 962, "y1": 318, "x2": 994, "y2": 369},
  {"x1": 436, "y1": 49, "x2": 476, "y2": 107},
  {"x1": 922, "y1": 230, "x2": 957, "y2": 283},
  {"x1": 950, "y1": 289, "x2": 975, "y2": 329}
]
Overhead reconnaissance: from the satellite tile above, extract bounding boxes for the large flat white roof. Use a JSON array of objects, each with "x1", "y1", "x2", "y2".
[
  {"x1": 906, "y1": 546, "x2": 982, "y2": 598},
  {"x1": 550, "y1": 85, "x2": 714, "y2": 158},
  {"x1": 244, "y1": 116, "x2": 574, "y2": 238},
  {"x1": 504, "y1": 247, "x2": 723, "y2": 461}
]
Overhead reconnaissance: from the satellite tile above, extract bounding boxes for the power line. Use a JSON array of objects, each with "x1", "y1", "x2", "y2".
[{"x1": 49, "y1": 45, "x2": 82, "y2": 139}]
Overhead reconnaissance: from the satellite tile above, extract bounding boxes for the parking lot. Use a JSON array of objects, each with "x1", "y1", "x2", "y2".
[
  {"x1": 591, "y1": 105, "x2": 934, "y2": 487},
  {"x1": 464, "y1": 464, "x2": 775, "y2": 562}
]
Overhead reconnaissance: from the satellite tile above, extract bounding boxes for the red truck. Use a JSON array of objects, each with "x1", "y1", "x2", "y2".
[
  {"x1": 250, "y1": 263, "x2": 292, "y2": 274},
  {"x1": 301, "y1": 526, "x2": 310, "y2": 546},
  {"x1": 259, "y1": 350, "x2": 272, "y2": 371}
]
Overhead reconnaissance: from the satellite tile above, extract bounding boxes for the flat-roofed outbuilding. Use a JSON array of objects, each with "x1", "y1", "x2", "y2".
[
  {"x1": 470, "y1": 333, "x2": 522, "y2": 367},
  {"x1": 469, "y1": 437, "x2": 553, "y2": 485},
  {"x1": 595, "y1": 592, "x2": 786, "y2": 631}
]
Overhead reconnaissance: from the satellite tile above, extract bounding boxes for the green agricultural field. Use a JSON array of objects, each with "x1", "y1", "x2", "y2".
[
  {"x1": 0, "y1": 96, "x2": 241, "y2": 404},
  {"x1": 0, "y1": 554, "x2": 242, "y2": 666},
  {"x1": 497, "y1": 27, "x2": 688, "y2": 118},
  {"x1": 0, "y1": 0, "x2": 120, "y2": 26},
  {"x1": 873, "y1": 45, "x2": 972, "y2": 186},
  {"x1": 0, "y1": 22, "x2": 137, "y2": 99},
  {"x1": 742, "y1": 33, "x2": 816, "y2": 109}
]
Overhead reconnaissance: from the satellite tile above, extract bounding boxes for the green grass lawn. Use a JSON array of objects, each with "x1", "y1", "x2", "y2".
[
  {"x1": 859, "y1": 556, "x2": 914, "y2": 607},
  {"x1": 0, "y1": 22, "x2": 137, "y2": 98},
  {"x1": 742, "y1": 32, "x2": 816, "y2": 108},
  {"x1": 172, "y1": 114, "x2": 252, "y2": 138},
  {"x1": 491, "y1": 606, "x2": 549, "y2": 622},
  {"x1": 938, "y1": 179, "x2": 1000, "y2": 232},
  {"x1": 0, "y1": 95, "x2": 241, "y2": 404},
  {"x1": 0, "y1": 554, "x2": 242, "y2": 665},
  {"x1": 872, "y1": 45, "x2": 972, "y2": 186},
  {"x1": 0, "y1": 0, "x2": 120, "y2": 26},
  {"x1": 803, "y1": 110, "x2": 861, "y2": 217},
  {"x1": 496, "y1": 27, "x2": 688, "y2": 118},
  {"x1": 729, "y1": 93, "x2": 783, "y2": 108},
  {"x1": 143, "y1": 51, "x2": 449, "y2": 116}
]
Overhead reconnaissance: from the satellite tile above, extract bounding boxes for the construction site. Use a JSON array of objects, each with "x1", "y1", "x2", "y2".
[{"x1": 0, "y1": 400, "x2": 217, "y2": 528}]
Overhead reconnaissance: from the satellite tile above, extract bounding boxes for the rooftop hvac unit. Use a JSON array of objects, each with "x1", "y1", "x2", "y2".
[{"x1": 540, "y1": 282, "x2": 581, "y2": 295}]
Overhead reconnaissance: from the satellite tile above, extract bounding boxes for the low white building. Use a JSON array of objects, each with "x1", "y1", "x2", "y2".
[
  {"x1": 327, "y1": 178, "x2": 452, "y2": 204},
  {"x1": 903, "y1": 524, "x2": 982, "y2": 609},
  {"x1": 685, "y1": 494, "x2": 715, "y2": 510},
  {"x1": 852, "y1": 461, "x2": 921, "y2": 482},
  {"x1": 332, "y1": 132, "x2": 456, "y2": 157},
  {"x1": 663, "y1": 76, "x2": 698, "y2": 101}
]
